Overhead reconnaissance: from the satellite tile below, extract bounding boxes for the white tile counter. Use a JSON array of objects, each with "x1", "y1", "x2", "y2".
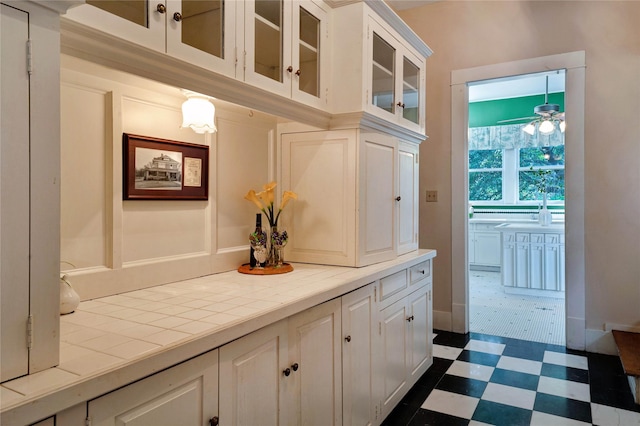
[{"x1": 1, "y1": 249, "x2": 436, "y2": 425}]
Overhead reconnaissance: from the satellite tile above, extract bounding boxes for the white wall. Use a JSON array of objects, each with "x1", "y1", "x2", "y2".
[
  {"x1": 398, "y1": 1, "x2": 640, "y2": 352},
  {"x1": 61, "y1": 56, "x2": 277, "y2": 300}
]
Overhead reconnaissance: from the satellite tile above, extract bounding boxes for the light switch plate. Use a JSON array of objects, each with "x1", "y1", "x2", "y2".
[{"x1": 426, "y1": 190, "x2": 438, "y2": 202}]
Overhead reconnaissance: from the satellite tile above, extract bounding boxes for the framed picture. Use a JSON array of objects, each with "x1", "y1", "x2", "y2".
[{"x1": 123, "y1": 133, "x2": 209, "y2": 200}]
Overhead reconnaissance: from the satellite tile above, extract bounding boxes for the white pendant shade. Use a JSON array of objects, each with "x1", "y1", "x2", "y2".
[
  {"x1": 523, "y1": 122, "x2": 536, "y2": 136},
  {"x1": 538, "y1": 119, "x2": 555, "y2": 134},
  {"x1": 181, "y1": 91, "x2": 217, "y2": 134}
]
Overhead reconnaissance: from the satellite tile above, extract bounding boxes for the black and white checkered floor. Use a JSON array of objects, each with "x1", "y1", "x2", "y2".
[{"x1": 382, "y1": 330, "x2": 640, "y2": 426}]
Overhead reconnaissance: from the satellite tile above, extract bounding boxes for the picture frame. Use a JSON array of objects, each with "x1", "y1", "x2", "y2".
[{"x1": 123, "y1": 133, "x2": 209, "y2": 200}]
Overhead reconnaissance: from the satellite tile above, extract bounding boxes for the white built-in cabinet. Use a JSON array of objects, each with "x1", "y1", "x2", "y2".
[
  {"x1": 242, "y1": 0, "x2": 329, "y2": 108},
  {"x1": 64, "y1": 0, "x2": 329, "y2": 108},
  {"x1": 501, "y1": 230, "x2": 565, "y2": 293},
  {"x1": 1, "y1": 0, "x2": 62, "y2": 383},
  {"x1": 219, "y1": 299, "x2": 342, "y2": 425},
  {"x1": 88, "y1": 349, "x2": 219, "y2": 426},
  {"x1": 468, "y1": 222, "x2": 502, "y2": 269},
  {"x1": 64, "y1": 0, "x2": 237, "y2": 77},
  {"x1": 330, "y1": 2, "x2": 430, "y2": 137},
  {"x1": 341, "y1": 284, "x2": 377, "y2": 425},
  {"x1": 281, "y1": 129, "x2": 419, "y2": 267},
  {"x1": 375, "y1": 261, "x2": 433, "y2": 420}
]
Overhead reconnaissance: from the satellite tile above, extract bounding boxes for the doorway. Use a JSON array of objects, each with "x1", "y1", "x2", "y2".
[
  {"x1": 467, "y1": 72, "x2": 566, "y2": 346},
  {"x1": 450, "y1": 52, "x2": 587, "y2": 350}
]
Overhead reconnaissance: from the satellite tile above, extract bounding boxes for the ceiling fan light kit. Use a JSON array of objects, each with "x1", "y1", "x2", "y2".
[{"x1": 523, "y1": 75, "x2": 566, "y2": 136}]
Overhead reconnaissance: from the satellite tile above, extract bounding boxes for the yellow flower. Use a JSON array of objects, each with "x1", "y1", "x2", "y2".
[
  {"x1": 263, "y1": 181, "x2": 277, "y2": 205},
  {"x1": 279, "y1": 190, "x2": 298, "y2": 211},
  {"x1": 244, "y1": 190, "x2": 264, "y2": 211}
]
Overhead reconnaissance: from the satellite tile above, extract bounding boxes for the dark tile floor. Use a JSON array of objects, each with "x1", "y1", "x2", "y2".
[{"x1": 382, "y1": 330, "x2": 640, "y2": 426}]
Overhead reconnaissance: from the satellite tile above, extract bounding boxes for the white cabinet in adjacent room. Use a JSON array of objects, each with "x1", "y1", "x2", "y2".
[
  {"x1": 88, "y1": 349, "x2": 219, "y2": 426},
  {"x1": 281, "y1": 129, "x2": 420, "y2": 267},
  {"x1": 219, "y1": 299, "x2": 342, "y2": 425},
  {"x1": 468, "y1": 222, "x2": 502, "y2": 269},
  {"x1": 500, "y1": 226, "x2": 565, "y2": 295}
]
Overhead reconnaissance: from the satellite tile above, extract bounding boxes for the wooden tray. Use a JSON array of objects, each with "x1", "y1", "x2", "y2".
[{"x1": 237, "y1": 263, "x2": 293, "y2": 275}]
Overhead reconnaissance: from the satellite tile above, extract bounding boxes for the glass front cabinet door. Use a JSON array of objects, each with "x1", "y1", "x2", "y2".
[
  {"x1": 242, "y1": 0, "x2": 328, "y2": 109},
  {"x1": 368, "y1": 17, "x2": 425, "y2": 133},
  {"x1": 65, "y1": 0, "x2": 237, "y2": 77}
]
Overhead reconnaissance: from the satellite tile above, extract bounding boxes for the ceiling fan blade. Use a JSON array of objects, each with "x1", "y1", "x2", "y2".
[{"x1": 497, "y1": 116, "x2": 537, "y2": 123}]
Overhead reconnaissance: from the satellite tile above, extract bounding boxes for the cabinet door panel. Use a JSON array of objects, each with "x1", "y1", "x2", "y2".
[
  {"x1": 289, "y1": 299, "x2": 342, "y2": 426},
  {"x1": 89, "y1": 350, "x2": 218, "y2": 426},
  {"x1": 360, "y1": 134, "x2": 396, "y2": 263},
  {"x1": 166, "y1": 0, "x2": 237, "y2": 77},
  {"x1": 1, "y1": 3, "x2": 30, "y2": 382},
  {"x1": 65, "y1": 1, "x2": 165, "y2": 52},
  {"x1": 474, "y1": 232, "x2": 501, "y2": 266},
  {"x1": 219, "y1": 321, "x2": 288, "y2": 426},
  {"x1": 379, "y1": 301, "x2": 408, "y2": 418},
  {"x1": 281, "y1": 130, "x2": 357, "y2": 266},
  {"x1": 342, "y1": 285, "x2": 376, "y2": 426},
  {"x1": 407, "y1": 287, "x2": 430, "y2": 384},
  {"x1": 397, "y1": 142, "x2": 418, "y2": 255}
]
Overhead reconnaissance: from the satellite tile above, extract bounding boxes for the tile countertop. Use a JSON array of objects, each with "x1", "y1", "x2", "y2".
[
  {"x1": 0, "y1": 249, "x2": 436, "y2": 425},
  {"x1": 496, "y1": 223, "x2": 565, "y2": 233}
]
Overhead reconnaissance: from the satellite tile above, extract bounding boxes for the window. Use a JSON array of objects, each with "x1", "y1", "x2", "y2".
[
  {"x1": 519, "y1": 145, "x2": 565, "y2": 201},
  {"x1": 469, "y1": 145, "x2": 565, "y2": 204},
  {"x1": 469, "y1": 149, "x2": 502, "y2": 201}
]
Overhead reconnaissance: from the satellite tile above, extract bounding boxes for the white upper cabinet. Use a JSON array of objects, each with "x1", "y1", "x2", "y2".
[
  {"x1": 367, "y1": 17, "x2": 425, "y2": 134},
  {"x1": 240, "y1": 0, "x2": 329, "y2": 109},
  {"x1": 281, "y1": 128, "x2": 419, "y2": 267},
  {"x1": 65, "y1": 0, "x2": 238, "y2": 78},
  {"x1": 330, "y1": 2, "x2": 431, "y2": 138}
]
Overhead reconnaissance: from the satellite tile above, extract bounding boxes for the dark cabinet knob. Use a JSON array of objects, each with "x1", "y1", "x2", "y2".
[
  {"x1": 287, "y1": 66, "x2": 293, "y2": 73},
  {"x1": 209, "y1": 416, "x2": 219, "y2": 426},
  {"x1": 295, "y1": 69, "x2": 301, "y2": 76},
  {"x1": 406, "y1": 315, "x2": 414, "y2": 322},
  {"x1": 156, "y1": 3, "x2": 166, "y2": 13},
  {"x1": 397, "y1": 101, "x2": 405, "y2": 108},
  {"x1": 283, "y1": 367, "x2": 291, "y2": 376},
  {"x1": 173, "y1": 12, "x2": 182, "y2": 22},
  {"x1": 291, "y1": 363, "x2": 299, "y2": 371},
  {"x1": 395, "y1": 196, "x2": 401, "y2": 201},
  {"x1": 345, "y1": 335, "x2": 351, "y2": 342}
]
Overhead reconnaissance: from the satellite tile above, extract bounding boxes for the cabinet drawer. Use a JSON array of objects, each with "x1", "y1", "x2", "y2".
[
  {"x1": 474, "y1": 223, "x2": 499, "y2": 231},
  {"x1": 545, "y1": 234, "x2": 562, "y2": 244},
  {"x1": 409, "y1": 260, "x2": 431, "y2": 285},
  {"x1": 378, "y1": 270, "x2": 408, "y2": 308},
  {"x1": 530, "y1": 233, "x2": 545, "y2": 244}
]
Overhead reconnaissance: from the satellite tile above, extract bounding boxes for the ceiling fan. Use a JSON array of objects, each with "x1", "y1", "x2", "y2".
[{"x1": 497, "y1": 76, "x2": 565, "y2": 135}]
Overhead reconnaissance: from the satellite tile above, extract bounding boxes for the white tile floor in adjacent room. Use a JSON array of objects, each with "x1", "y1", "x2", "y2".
[{"x1": 469, "y1": 270, "x2": 565, "y2": 346}]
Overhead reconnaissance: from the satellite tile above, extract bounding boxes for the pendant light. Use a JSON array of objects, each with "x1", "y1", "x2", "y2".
[
  {"x1": 523, "y1": 76, "x2": 565, "y2": 136},
  {"x1": 181, "y1": 90, "x2": 217, "y2": 134}
]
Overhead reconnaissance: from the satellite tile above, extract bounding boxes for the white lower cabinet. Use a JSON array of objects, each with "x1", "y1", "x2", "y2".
[
  {"x1": 469, "y1": 222, "x2": 502, "y2": 268},
  {"x1": 87, "y1": 349, "x2": 219, "y2": 426},
  {"x1": 501, "y1": 230, "x2": 565, "y2": 293},
  {"x1": 71, "y1": 260, "x2": 435, "y2": 426},
  {"x1": 219, "y1": 299, "x2": 342, "y2": 426},
  {"x1": 377, "y1": 283, "x2": 432, "y2": 420},
  {"x1": 342, "y1": 284, "x2": 377, "y2": 426}
]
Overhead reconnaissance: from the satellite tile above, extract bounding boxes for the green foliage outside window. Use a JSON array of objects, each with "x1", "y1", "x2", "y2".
[
  {"x1": 519, "y1": 146, "x2": 565, "y2": 201},
  {"x1": 469, "y1": 149, "x2": 502, "y2": 201}
]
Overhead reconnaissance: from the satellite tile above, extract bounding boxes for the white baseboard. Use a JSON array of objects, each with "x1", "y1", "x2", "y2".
[
  {"x1": 433, "y1": 310, "x2": 452, "y2": 332},
  {"x1": 585, "y1": 329, "x2": 618, "y2": 355}
]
